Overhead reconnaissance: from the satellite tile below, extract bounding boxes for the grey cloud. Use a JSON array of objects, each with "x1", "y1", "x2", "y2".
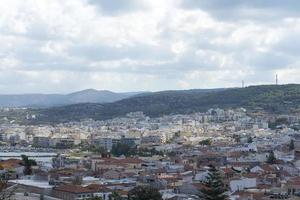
[
  {"x1": 87, "y1": 0, "x2": 146, "y2": 15},
  {"x1": 1, "y1": 0, "x2": 300, "y2": 93},
  {"x1": 244, "y1": 51, "x2": 293, "y2": 70},
  {"x1": 181, "y1": 0, "x2": 300, "y2": 20},
  {"x1": 272, "y1": 34, "x2": 300, "y2": 56},
  {"x1": 69, "y1": 43, "x2": 174, "y2": 61}
]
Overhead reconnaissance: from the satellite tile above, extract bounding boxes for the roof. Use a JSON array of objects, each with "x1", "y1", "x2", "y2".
[
  {"x1": 288, "y1": 177, "x2": 300, "y2": 186},
  {"x1": 54, "y1": 184, "x2": 113, "y2": 194},
  {"x1": 233, "y1": 191, "x2": 266, "y2": 200},
  {"x1": 86, "y1": 184, "x2": 113, "y2": 192},
  {"x1": 0, "y1": 159, "x2": 23, "y2": 169},
  {"x1": 260, "y1": 164, "x2": 275, "y2": 172},
  {"x1": 94, "y1": 157, "x2": 144, "y2": 166},
  {"x1": 54, "y1": 185, "x2": 92, "y2": 194},
  {"x1": 222, "y1": 167, "x2": 234, "y2": 174},
  {"x1": 9, "y1": 179, "x2": 53, "y2": 189},
  {"x1": 243, "y1": 172, "x2": 260, "y2": 179}
]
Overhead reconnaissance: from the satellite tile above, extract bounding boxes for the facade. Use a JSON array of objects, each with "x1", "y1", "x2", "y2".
[
  {"x1": 33, "y1": 136, "x2": 50, "y2": 148},
  {"x1": 52, "y1": 184, "x2": 112, "y2": 200}
]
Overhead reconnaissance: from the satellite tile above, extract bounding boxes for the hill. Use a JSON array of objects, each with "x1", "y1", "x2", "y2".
[
  {"x1": 0, "y1": 89, "x2": 143, "y2": 107},
  {"x1": 26, "y1": 84, "x2": 300, "y2": 124}
]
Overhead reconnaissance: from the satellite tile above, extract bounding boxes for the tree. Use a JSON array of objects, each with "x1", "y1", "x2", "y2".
[
  {"x1": 72, "y1": 175, "x2": 82, "y2": 185},
  {"x1": 247, "y1": 136, "x2": 253, "y2": 143},
  {"x1": 128, "y1": 186, "x2": 162, "y2": 200},
  {"x1": 111, "y1": 143, "x2": 134, "y2": 157},
  {"x1": 289, "y1": 139, "x2": 295, "y2": 151},
  {"x1": 199, "y1": 139, "x2": 212, "y2": 146},
  {"x1": 109, "y1": 191, "x2": 122, "y2": 200},
  {"x1": 267, "y1": 151, "x2": 277, "y2": 164},
  {"x1": 88, "y1": 145, "x2": 107, "y2": 154},
  {"x1": 21, "y1": 155, "x2": 37, "y2": 175},
  {"x1": 233, "y1": 134, "x2": 241, "y2": 143},
  {"x1": 199, "y1": 165, "x2": 227, "y2": 200}
]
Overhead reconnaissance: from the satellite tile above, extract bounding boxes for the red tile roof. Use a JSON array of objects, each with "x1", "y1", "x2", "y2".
[
  {"x1": 54, "y1": 184, "x2": 112, "y2": 194},
  {"x1": 0, "y1": 159, "x2": 23, "y2": 169},
  {"x1": 54, "y1": 185, "x2": 92, "y2": 194}
]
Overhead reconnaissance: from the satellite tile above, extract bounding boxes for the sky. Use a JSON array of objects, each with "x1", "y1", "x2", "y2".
[{"x1": 0, "y1": 0, "x2": 300, "y2": 94}]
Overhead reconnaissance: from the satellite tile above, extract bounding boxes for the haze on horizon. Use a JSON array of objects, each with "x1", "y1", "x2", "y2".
[{"x1": 1, "y1": 0, "x2": 300, "y2": 94}]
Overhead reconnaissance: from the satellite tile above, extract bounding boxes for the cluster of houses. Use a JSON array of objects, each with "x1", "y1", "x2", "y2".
[{"x1": 1, "y1": 109, "x2": 300, "y2": 199}]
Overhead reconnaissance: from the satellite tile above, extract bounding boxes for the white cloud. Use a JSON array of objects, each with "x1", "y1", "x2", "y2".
[{"x1": 0, "y1": 0, "x2": 299, "y2": 93}]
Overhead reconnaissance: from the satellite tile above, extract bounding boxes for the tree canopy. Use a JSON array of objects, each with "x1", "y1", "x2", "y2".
[
  {"x1": 21, "y1": 154, "x2": 37, "y2": 175},
  {"x1": 199, "y1": 165, "x2": 228, "y2": 200},
  {"x1": 128, "y1": 186, "x2": 162, "y2": 200},
  {"x1": 267, "y1": 151, "x2": 277, "y2": 164}
]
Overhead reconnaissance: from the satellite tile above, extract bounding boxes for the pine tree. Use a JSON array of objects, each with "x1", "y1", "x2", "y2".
[
  {"x1": 289, "y1": 139, "x2": 295, "y2": 151},
  {"x1": 199, "y1": 165, "x2": 227, "y2": 200},
  {"x1": 247, "y1": 136, "x2": 253, "y2": 143},
  {"x1": 267, "y1": 151, "x2": 276, "y2": 164}
]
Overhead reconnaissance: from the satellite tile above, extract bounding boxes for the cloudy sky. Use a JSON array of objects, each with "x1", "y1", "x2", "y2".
[{"x1": 0, "y1": 0, "x2": 300, "y2": 94}]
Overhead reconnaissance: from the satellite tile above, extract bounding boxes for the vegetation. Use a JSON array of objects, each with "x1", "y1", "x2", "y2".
[
  {"x1": 247, "y1": 136, "x2": 253, "y2": 143},
  {"x1": 21, "y1": 155, "x2": 37, "y2": 175},
  {"x1": 199, "y1": 139, "x2": 212, "y2": 146},
  {"x1": 87, "y1": 145, "x2": 107, "y2": 154},
  {"x1": 267, "y1": 151, "x2": 277, "y2": 164},
  {"x1": 72, "y1": 175, "x2": 83, "y2": 185},
  {"x1": 109, "y1": 191, "x2": 122, "y2": 200},
  {"x1": 199, "y1": 165, "x2": 228, "y2": 200},
  {"x1": 289, "y1": 139, "x2": 295, "y2": 151},
  {"x1": 111, "y1": 143, "x2": 135, "y2": 157},
  {"x1": 233, "y1": 134, "x2": 241, "y2": 143},
  {"x1": 4, "y1": 84, "x2": 300, "y2": 124},
  {"x1": 128, "y1": 186, "x2": 162, "y2": 200},
  {"x1": 111, "y1": 143, "x2": 163, "y2": 157},
  {"x1": 269, "y1": 117, "x2": 289, "y2": 129}
]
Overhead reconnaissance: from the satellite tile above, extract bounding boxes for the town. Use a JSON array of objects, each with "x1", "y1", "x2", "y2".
[{"x1": 0, "y1": 108, "x2": 299, "y2": 199}]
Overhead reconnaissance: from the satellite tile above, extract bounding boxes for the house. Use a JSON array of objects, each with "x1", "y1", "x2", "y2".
[
  {"x1": 230, "y1": 178, "x2": 257, "y2": 192},
  {"x1": 286, "y1": 177, "x2": 300, "y2": 195},
  {"x1": 194, "y1": 171, "x2": 209, "y2": 182},
  {"x1": 0, "y1": 159, "x2": 24, "y2": 179},
  {"x1": 102, "y1": 169, "x2": 135, "y2": 180},
  {"x1": 86, "y1": 184, "x2": 113, "y2": 200},
  {"x1": 52, "y1": 184, "x2": 112, "y2": 200},
  {"x1": 91, "y1": 157, "x2": 144, "y2": 172}
]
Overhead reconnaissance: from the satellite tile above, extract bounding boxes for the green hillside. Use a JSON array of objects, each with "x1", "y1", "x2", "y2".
[{"x1": 27, "y1": 84, "x2": 300, "y2": 124}]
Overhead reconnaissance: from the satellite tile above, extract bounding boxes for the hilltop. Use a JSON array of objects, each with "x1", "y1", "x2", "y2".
[
  {"x1": 24, "y1": 84, "x2": 300, "y2": 124},
  {"x1": 0, "y1": 89, "x2": 143, "y2": 107}
]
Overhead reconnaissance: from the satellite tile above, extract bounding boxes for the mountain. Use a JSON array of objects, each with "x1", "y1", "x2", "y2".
[
  {"x1": 66, "y1": 89, "x2": 143, "y2": 104},
  {"x1": 0, "y1": 89, "x2": 143, "y2": 107},
  {"x1": 6, "y1": 84, "x2": 300, "y2": 124},
  {"x1": 22, "y1": 84, "x2": 300, "y2": 123}
]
